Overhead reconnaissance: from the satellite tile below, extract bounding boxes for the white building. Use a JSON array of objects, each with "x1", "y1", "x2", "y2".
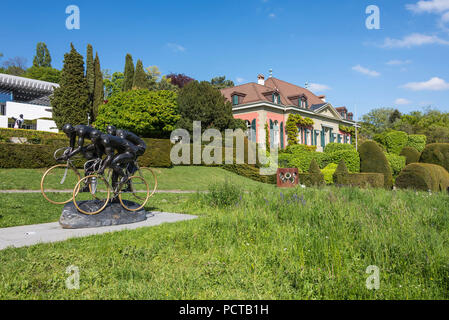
[{"x1": 0, "y1": 73, "x2": 59, "y2": 132}]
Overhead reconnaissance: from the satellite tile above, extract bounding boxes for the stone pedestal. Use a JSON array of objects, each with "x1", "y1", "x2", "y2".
[{"x1": 59, "y1": 200, "x2": 148, "y2": 229}]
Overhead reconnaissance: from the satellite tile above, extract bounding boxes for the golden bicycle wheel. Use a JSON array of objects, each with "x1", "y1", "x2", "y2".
[
  {"x1": 118, "y1": 176, "x2": 150, "y2": 212},
  {"x1": 41, "y1": 164, "x2": 81, "y2": 205},
  {"x1": 73, "y1": 175, "x2": 111, "y2": 215},
  {"x1": 137, "y1": 167, "x2": 158, "y2": 198}
]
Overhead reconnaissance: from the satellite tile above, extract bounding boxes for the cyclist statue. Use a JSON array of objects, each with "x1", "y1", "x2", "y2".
[
  {"x1": 93, "y1": 132, "x2": 139, "y2": 191},
  {"x1": 59, "y1": 124, "x2": 103, "y2": 162}
]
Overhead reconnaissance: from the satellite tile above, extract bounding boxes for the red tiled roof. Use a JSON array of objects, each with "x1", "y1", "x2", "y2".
[{"x1": 220, "y1": 77, "x2": 325, "y2": 107}]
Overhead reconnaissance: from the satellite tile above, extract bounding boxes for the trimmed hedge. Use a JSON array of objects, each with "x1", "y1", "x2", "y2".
[
  {"x1": 0, "y1": 138, "x2": 172, "y2": 169},
  {"x1": 385, "y1": 153, "x2": 406, "y2": 177},
  {"x1": 400, "y1": 147, "x2": 421, "y2": 165},
  {"x1": 374, "y1": 130, "x2": 408, "y2": 155},
  {"x1": 407, "y1": 135, "x2": 427, "y2": 152},
  {"x1": 419, "y1": 143, "x2": 449, "y2": 173},
  {"x1": 333, "y1": 160, "x2": 384, "y2": 188},
  {"x1": 297, "y1": 159, "x2": 325, "y2": 187},
  {"x1": 359, "y1": 141, "x2": 393, "y2": 189},
  {"x1": 323, "y1": 149, "x2": 360, "y2": 173},
  {"x1": 0, "y1": 128, "x2": 64, "y2": 141},
  {"x1": 221, "y1": 164, "x2": 276, "y2": 184},
  {"x1": 396, "y1": 163, "x2": 449, "y2": 192},
  {"x1": 323, "y1": 142, "x2": 355, "y2": 154}
]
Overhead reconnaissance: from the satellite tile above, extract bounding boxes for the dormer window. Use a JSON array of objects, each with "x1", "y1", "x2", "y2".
[
  {"x1": 299, "y1": 96, "x2": 308, "y2": 109},
  {"x1": 272, "y1": 93, "x2": 281, "y2": 104},
  {"x1": 232, "y1": 94, "x2": 239, "y2": 105}
]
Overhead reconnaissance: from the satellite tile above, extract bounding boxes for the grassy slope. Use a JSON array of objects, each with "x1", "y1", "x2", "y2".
[
  {"x1": 1, "y1": 186, "x2": 449, "y2": 299},
  {"x1": 0, "y1": 166, "x2": 271, "y2": 191}
]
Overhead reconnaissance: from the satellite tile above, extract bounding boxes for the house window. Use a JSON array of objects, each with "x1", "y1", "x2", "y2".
[
  {"x1": 0, "y1": 103, "x2": 5, "y2": 116},
  {"x1": 232, "y1": 95, "x2": 239, "y2": 105},
  {"x1": 273, "y1": 93, "x2": 281, "y2": 104}
]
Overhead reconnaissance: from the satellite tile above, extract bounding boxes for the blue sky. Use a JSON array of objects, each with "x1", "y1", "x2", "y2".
[{"x1": 1, "y1": 0, "x2": 449, "y2": 119}]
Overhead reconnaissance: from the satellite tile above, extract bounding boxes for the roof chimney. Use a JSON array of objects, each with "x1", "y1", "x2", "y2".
[
  {"x1": 257, "y1": 74, "x2": 265, "y2": 86},
  {"x1": 318, "y1": 95, "x2": 326, "y2": 102}
]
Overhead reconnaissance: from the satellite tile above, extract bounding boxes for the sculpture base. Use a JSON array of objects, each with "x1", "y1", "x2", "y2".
[{"x1": 59, "y1": 200, "x2": 148, "y2": 229}]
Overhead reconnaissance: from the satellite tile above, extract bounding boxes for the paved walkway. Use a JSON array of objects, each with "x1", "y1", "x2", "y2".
[{"x1": 0, "y1": 212, "x2": 198, "y2": 251}]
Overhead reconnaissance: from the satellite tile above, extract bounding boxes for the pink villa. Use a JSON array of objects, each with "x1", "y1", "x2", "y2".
[{"x1": 220, "y1": 74, "x2": 356, "y2": 152}]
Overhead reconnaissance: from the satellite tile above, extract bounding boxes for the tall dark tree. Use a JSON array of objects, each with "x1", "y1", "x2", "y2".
[
  {"x1": 133, "y1": 59, "x2": 149, "y2": 89},
  {"x1": 85, "y1": 44, "x2": 95, "y2": 99},
  {"x1": 177, "y1": 80, "x2": 245, "y2": 135},
  {"x1": 122, "y1": 54, "x2": 134, "y2": 91},
  {"x1": 33, "y1": 42, "x2": 52, "y2": 67},
  {"x1": 166, "y1": 73, "x2": 194, "y2": 89},
  {"x1": 389, "y1": 109, "x2": 402, "y2": 124},
  {"x1": 50, "y1": 43, "x2": 90, "y2": 129},
  {"x1": 210, "y1": 76, "x2": 234, "y2": 89},
  {"x1": 92, "y1": 52, "x2": 104, "y2": 120}
]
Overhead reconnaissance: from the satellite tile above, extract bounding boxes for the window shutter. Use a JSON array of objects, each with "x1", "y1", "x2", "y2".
[{"x1": 280, "y1": 122, "x2": 284, "y2": 149}]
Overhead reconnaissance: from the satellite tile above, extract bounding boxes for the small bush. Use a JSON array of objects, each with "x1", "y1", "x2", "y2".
[
  {"x1": 396, "y1": 163, "x2": 449, "y2": 192},
  {"x1": 298, "y1": 159, "x2": 325, "y2": 187},
  {"x1": 321, "y1": 163, "x2": 338, "y2": 185},
  {"x1": 323, "y1": 142, "x2": 355, "y2": 154},
  {"x1": 359, "y1": 141, "x2": 393, "y2": 189},
  {"x1": 205, "y1": 180, "x2": 243, "y2": 208},
  {"x1": 333, "y1": 159, "x2": 384, "y2": 188},
  {"x1": 385, "y1": 153, "x2": 406, "y2": 177},
  {"x1": 407, "y1": 135, "x2": 427, "y2": 152},
  {"x1": 419, "y1": 143, "x2": 449, "y2": 173},
  {"x1": 279, "y1": 145, "x2": 325, "y2": 172},
  {"x1": 400, "y1": 147, "x2": 421, "y2": 165},
  {"x1": 385, "y1": 130, "x2": 408, "y2": 155}
]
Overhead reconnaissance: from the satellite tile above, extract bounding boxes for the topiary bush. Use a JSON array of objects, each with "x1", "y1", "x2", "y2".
[
  {"x1": 400, "y1": 147, "x2": 421, "y2": 165},
  {"x1": 395, "y1": 163, "x2": 449, "y2": 192},
  {"x1": 278, "y1": 145, "x2": 325, "y2": 172},
  {"x1": 385, "y1": 153, "x2": 406, "y2": 178},
  {"x1": 384, "y1": 130, "x2": 408, "y2": 155},
  {"x1": 359, "y1": 140, "x2": 393, "y2": 189},
  {"x1": 419, "y1": 143, "x2": 449, "y2": 173},
  {"x1": 323, "y1": 142, "x2": 355, "y2": 154},
  {"x1": 321, "y1": 163, "x2": 338, "y2": 185},
  {"x1": 333, "y1": 159, "x2": 384, "y2": 188},
  {"x1": 298, "y1": 159, "x2": 325, "y2": 187},
  {"x1": 407, "y1": 135, "x2": 427, "y2": 152}
]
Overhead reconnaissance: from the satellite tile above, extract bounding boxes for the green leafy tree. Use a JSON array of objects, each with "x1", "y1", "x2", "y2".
[
  {"x1": 176, "y1": 80, "x2": 246, "y2": 135},
  {"x1": 92, "y1": 52, "x2": 104, "y2": 120},
  {"x1": 50, "y1": 44, "x2": 90, "y2": 129},
  {"x1": 133, "y1": 59, "x2": 149, "y2": 89},
  {"x1": 360, "y1": 108, "x2": 396, "y2": 139},
  {"x1": 103, "y1": 71, "x2": 124, "y2": 98},
  {"x1": 210, "y1": 76, "x2": 235, "y2": 89},
  {"x1": 24, "y1": 66, "x2": 61, "y2": 83},
  {"x1": 122, "y1": 54, "x2": 134, "y2": 91},
  {"x1": 94, "y1": 89, "x2": 180, "y2": 138},
  {"x1": 32, "y1": 42, "x2": 52, "y2": 67}
]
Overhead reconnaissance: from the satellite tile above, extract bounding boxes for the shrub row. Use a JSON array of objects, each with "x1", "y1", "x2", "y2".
[
  {"x1": 396, "y1": 163, "x2": 449, "y2": 192},
  {"x1": 0, "y1": 128, "x2": 64, "y2": 141},
  {"x1": 333, "y1": 160, "x2": 384, "y2": 188},
  {"x1": 0, "y1": 138, "x2": 172, "y2": 169}
]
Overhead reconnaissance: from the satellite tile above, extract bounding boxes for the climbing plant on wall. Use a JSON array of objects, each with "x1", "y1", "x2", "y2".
[
  {"x1": 286, "y1": 114, "x2": 314, "y2": 145},
  {"x1": 339, "y1": 125, "x2": 355, "y2": 136}
]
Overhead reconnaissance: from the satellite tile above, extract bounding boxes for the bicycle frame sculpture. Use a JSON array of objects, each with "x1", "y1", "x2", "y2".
[{"x1": 40, "y1": 126, "x2": 157, "y2": 215}]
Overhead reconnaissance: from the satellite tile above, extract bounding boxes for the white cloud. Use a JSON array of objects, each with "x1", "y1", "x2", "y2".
[
  {"x1": 381, "y1": 33, "x2": 449, "y2": 48},
  {"x1": 166, "y1": 43, "x2": 186, "y2": 53},
  {"x1": 386, "y1": 59, "x2": 412, "y2": 65},
  {"x1": 395, "y1": 98, "x2": 412, "y2": 105},
  {"x1": 352, "y1": 65, "x2": 381, "y2": 77},
  {"x1": 401, "y1": 77, "x2": 449, "y2": 90},
  {"x1": 406, "y1": 0, "x2": 449, "y2": 13},
  {"x1": 268, "y1": 13, "x2": 276, "y2": 18},
  {"x1": 442, "y1": 10, "x2": 449, "y2": 21},
  {"x1": 236, "y1": 77, "x2": 245, "y2": 84},
  {"x1": 308, "y1": 83, "x2": 331, "y2": 92}
]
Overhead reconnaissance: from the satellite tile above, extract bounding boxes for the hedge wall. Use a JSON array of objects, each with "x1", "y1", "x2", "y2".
[
  {"x1": 400, "y1": 147, "x2": 421, "y2": 165},
  {"x1": 396, "y1": 163, "x2": 449, "y2": 192},
  {"x1": 0, "y1": 138, "x2": 172, "y2": 169},
  {"x1": 419, "y1": 143, "x2": 449, "y2": 173},
  {"x1": 323, "y1": 142, "x2": 355, "y2": 154},
  {"x1": 359, "y1": 141, "x2": 393, "y2": 189},
  {"x1": 0, "y1": 128, "x2": 65, "y2": 141},
  {"x1": 332, "y1": 160, "x2": 384, "y2": 188},
  {"x1": 323, "y1": 149, "x2": 360, "y2": 173}
]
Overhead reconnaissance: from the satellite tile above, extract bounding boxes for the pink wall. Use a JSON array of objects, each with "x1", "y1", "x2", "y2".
[
  {"x1": 234, "y1": 112, "x2": 259, "y2": 142},
  {"x1": 266, "y1": 112, "x2": 286, "y2": 148}
]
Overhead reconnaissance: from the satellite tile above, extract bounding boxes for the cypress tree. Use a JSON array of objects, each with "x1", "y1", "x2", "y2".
[
  {"x1": 133, "y1": 59, "x2": 149, "y2": 89},
  {"x1": 92, "y1": 52, "x2": 104, "y2": 120},
  {"x1": 85, "y1": 44, "x2": 95, "y2": 119},
  {"x1": 50, "y1": 43, "x2": 90, "y2": 129},
  {"x1": 122, "y1": 54, "x2": 134, "y2": 91},
  {"x1": 33, "y1": 42, "x2": 52, "y2": 67}
]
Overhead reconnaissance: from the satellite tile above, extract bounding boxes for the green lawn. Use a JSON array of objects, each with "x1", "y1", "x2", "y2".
[
  {"x1": 1, "y1": 184, "x2": 449, "y2": 299},
  {"x1": 0, "y1": 166, "x2": 272, "y2": 191}
]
